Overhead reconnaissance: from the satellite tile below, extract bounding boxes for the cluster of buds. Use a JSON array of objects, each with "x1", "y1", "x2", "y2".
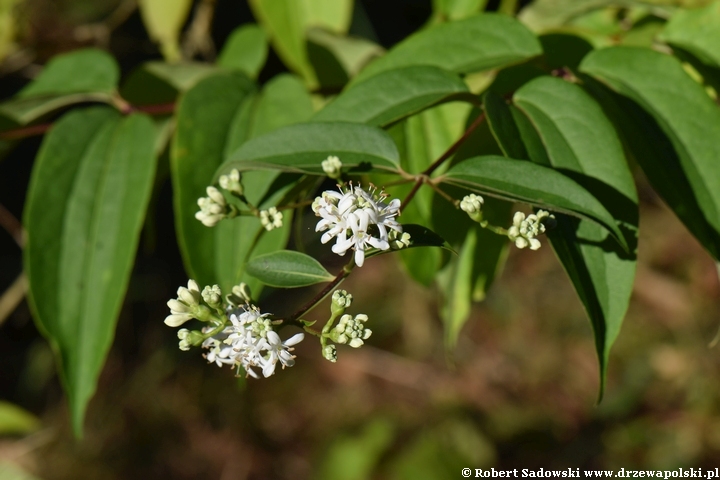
[
  {"x1": 313, "y1": 181, "x2": 402, "y2": 267},
  {"x1": 259, "y1": 207, "x2": 283, "y2": 231},
  {"x1": 321, "y1": 289, "x2": 371, "y2": 362},
  {"x1": 164, "y1": 281, "x2": 304, "y2": 379},
  {"x1": 321, "y1": 155, "x2": 343, "y2": 180},
  {"x1": 507, "y1": 210, "x2": 556, "y2": 250},
  {"x1": 196, "y1": 187, "x2": 233, "y2": 227},
  {"x1": 460, "y1": 194, "x2": 484, "y2": 222},
  {"x1": 218, "y1": 169, "x2": 243, "y2": 196}
]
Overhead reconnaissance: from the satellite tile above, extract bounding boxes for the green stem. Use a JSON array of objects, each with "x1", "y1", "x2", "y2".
[
  {"x1": 286, "y1": 260, "x2": 354, "y2": 323},
  {"x1": 479, "y1": 221, "x2": 509, "y2": 237}
]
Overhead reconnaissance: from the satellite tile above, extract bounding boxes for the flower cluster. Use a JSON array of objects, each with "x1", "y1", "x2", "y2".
[
  {"x1": 204, "y1": 306, "x2": 304, "y2": 378},
  {"x1": 321, "y1": 155, "x2": 343, "y2": 179},
  {"x1": 195, "y1": 186, "x2": 230, "y2": 227},
  {"x1": 329, "y1": 314, "x2": 371, "y2": 348},
  {"x1": 312, "y1": 183, "x2": 402, "y2": 267},
  {"x1": 164, "y1": 281, "x2": 304, "y2": 379},
  {"x1": 259, "y1": 207, "x2": 283, "y2": 231},
  {"x1": 507, "y1": 210, "x2": 555, "y2": 250}
]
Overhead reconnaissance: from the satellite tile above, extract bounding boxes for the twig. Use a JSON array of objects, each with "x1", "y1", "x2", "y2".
[
  {"x1": 286, "y1": 264, "x2": 354, "y2": 323},
  {"x1": 0, "y1": 123, "x2": 51, "y2": 141},
  {"x1": 0, "y1": 273, "x2": 28, "y2": 327},
  {"x1": 401, "y1": 177, "x2": 424, "y2": 213},
  {"x1": 0, "y1": 203, "x2": 24, "y2": 247},
  {"x1": 422, "y1": 112, "x2": 485, "y2": 177}
]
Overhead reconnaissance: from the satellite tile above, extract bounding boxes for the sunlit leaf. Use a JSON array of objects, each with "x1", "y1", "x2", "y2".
[
  {"x1": 138, "y1": 0, "x2": 193, "y2": 62},
  {"x1": 218, "y1": 24, "x2": 268, "y2": 78},
  {"x1": 246, "y1": 250, "x2": 335, "y2": 287}
]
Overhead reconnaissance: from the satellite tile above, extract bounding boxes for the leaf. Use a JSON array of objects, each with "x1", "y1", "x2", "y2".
[
  {"x1": 304, "y1": 0, "x2": 353, "y2": 33},
  {"x1": 248, "y1": 0, "x2": 305, "y2": 70},
  {"x1": 217, "y1": 24, "x2": 268, "y2": 78},
  {"x1": 120, "y1": 61, "x2": 219, "y2": 105},
  {"x1": 434, "y1": 0, "x2": 489, "y2": 22},
  {"x1": 354, "y1": 14, "x2": 542, "y2": 83},
  {"x1": 313, "y1": 66, "x2": 474, "y2": 127},
  {"x1": 512, "y1": 75, "x2": 638, "y2": 397},
  {"x1": 580, "y1": 46, "x2": 720, "y2": 258},
  {"x1": 246, "y1": 250, "x2": 334, "y2": 287},
  {"x1": 660, "y1": 1, "x2": 720, "y2": 68},
  {"x1": 248, "y1": 74, "x2": 314, "y2": 138},
  {"x1": 0, "y1": 0, "x2": 21, "y2": 63},
  {"x1": 138, "y1": 0, "x2": 193, "y2": 62},
  {"x1": 440, "y1": 155, "x2": 626, "y2": 249},
  {"x1": 483, "y1": 90, "x2": 528, "y2": 160},
  {"x1": 24, "y1": 107, "x2": 157, "y2": 436},
  {"x1": 0, "y1": 401, "x2": 40, "y2": 435},
  {"x1": 439, "y1": 227, "x2": 476, "y2": 349},
  {"x1": 17, "y1": 48, "x2": 119, "y2": 98},
  {"x1": 171, "y1": 73, "x2": 257, "y2": 289},
  {"x1": 220, "y1": 121, "x2": 401, "y2": 176},
  {"x1": 0, "y1": 49, "x2": 119, "y2": 129},
  {"x1": 307, "y1": 28, "x2": 384, "y2": 87}
]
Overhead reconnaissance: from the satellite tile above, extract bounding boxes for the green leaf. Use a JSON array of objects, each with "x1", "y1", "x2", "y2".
[
  {"x1": 248, "y1": 74, "x2": 314, "y2": 138},
  {"x1": 439, "y1": 227, "x2": 476, "y2": 349},
  {"x1": 433, "y1": 0, "x2": 489, "y2": 22},
  {"x1": 120, "y1": 61, "x2": 219, "y2": 105},
  {"x1": 0, "y1": 401, "x2": 40, "y2": 435},
  {"x1": 313, "y1": 66, "x2": 474, "y2": 127},
  {"x1": 0, "y1": 49, "x2": 119, "y2": 129},
  {"x1": 248, "y1": 0, "x2": 316, "y2": 86},
  {"x1": 138, "y1": 0, "x2": 193, "y2": 62},
  {"x1": 17, "y1": 48, "x2": 119, "y2": 98},
  {"x1": 483, "y1": 90, "x2": 528, "y2": 160},
  {"x1": 24, "y1": 107, "x2": 157, "y2": 436},
  {"x1": 354, "y1": 14, "x2": 542, "y2": 83},
  {"x1": 513, "y1": 75, "x2": 638, "y2": 397},
  {"x1": 218, "y1": 24, "x2": 269, "y2": 78},
  {"x1": 440, "y1": 155, "x2": 626, "y2": 249},
  {"x1": 220, "y1": 121, "x2": 401, "y2": 176},
  {"x1": 580, "y1": 46, "x2": 720, "y2": 258},
  {"x1": 246, "y1": 250, "x2": 334, "y2": 287},
  {"x1": 660, "y1": 1, "x2": 720, "y2": 68},
  {"x1": 171, "y1": 73, "x2": 257, "y2": 289},
  {"x1": 307, "y1": 28, "x2": 384, "y2": 88}
]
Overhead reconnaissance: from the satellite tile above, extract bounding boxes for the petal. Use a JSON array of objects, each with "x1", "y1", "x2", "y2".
[
  {"x1": 354, "y1": 247, "x2": 365, "y2": 267},
  {"x1": 284, "y1": 333, "x2": 305, "y2": 346}
]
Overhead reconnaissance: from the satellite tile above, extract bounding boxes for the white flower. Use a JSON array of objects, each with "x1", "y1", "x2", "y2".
[
  {"x1": 261, "y1": 331, "x2": 304, "y2": 377},
  {"x1": 507, "y1": 210, "x2": 554, "y2": 250},
  {"x1": 313, "y1": 183, "x2": 402, "y2": 267},
  {"x1": 332, "y1": 209, "x2": 389, "y2": 267},
  {"x1": 260, "y1": 207, "x2": 283, "y2": 231},
  {"x1": 321, "y1": 155, "x2": 343, "y2": 179}
]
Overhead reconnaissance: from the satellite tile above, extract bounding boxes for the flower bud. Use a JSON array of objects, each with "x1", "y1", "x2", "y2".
[
  {"x1": 321, "y1": 155, "x2": 343, "y2": 180},
  {"x1": 331, "y1": 289, "x2": 353, "y2": 316},
  {"x1": 322, "y1": 344, "x2": 338, "y2": 363}
]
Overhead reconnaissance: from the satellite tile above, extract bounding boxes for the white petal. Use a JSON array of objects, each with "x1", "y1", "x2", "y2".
[
  {"x1": 354, "y1": 248, "x2": 365, "y2": 267},
  {"x1": 284, "y1": 333, "x2": 305, "y2": 346}
]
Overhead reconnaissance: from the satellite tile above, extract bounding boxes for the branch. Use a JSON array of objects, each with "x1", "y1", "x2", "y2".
[
  {"x1": 422, "y1": 112, "x2": 485, "y2": 177},
  {"x1": 286, "y1": 264, "x2": 353, "y2": 323}
]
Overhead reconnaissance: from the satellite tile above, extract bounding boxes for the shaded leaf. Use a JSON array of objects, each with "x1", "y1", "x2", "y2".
[
  {"x1": 0, "y1": 401, "x2": 40, "y2": 435},
  {"x1": 580, "y1": 46, "x2": 720, "y2": 258},
  {"x1": 246, "y1": 250, "x2": 334, "y2": 287},
  {"x1": 120, "y1": 61, "x2": 219, "y2": 105},
  {"x1": 513, "y1": 75, "x2": 638, "y2": 397},
  {"x1": 354, "y1": 13, "x2": 542, "y2": 83},
  {"x1": 307, "y1": 28, "x2": 384, "y2": 87},
  {"x1": 660, "y1": 1, "x2": 720, "y2": 68},
  {"x1": 314, "y1": 66, "x2": 474, "y2": 127},
  {"x1": 25, "y1": 107, "x2": 157, "y2": 436}
]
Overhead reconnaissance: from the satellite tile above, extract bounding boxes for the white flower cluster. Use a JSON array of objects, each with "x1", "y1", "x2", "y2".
[
  {"x1": 460, "y1": 194, "x2": 484, "y2": 215},
  {"x1": 321, "y1": 155, "x2": 343, "y2": 179},
  {"x1": 164, "y1": 280, "x2": 304, "y2": 379},
  {"x1": 507, "y1": 210, "x2": 555, "y2": 250},
  {"x1": 312, "y1": 183, "x2": 402, "y2": 267},
  {"x1": 203, "y1": 306, "x2": 304, "y2": 378},
  {"x1": 196, "y1": 186, "x2": 229, "y2": 227}
]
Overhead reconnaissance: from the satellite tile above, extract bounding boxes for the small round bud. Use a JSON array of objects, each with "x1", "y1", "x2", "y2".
[
  {"x1": 219, "y1": 169, "x2": 244, "y2": 196},
  {"x1": 259, "y1": 207, "x2": 283, "y2": 231},
  {"x1": 323, "y1": 344, "x2": 338, "y2": 363},
  {"x1": 321, "y1": 155, "x2": 343, "y2": 180},
  {"x1": 202, "y1": 284, "x2": 222, "y2": 307}
]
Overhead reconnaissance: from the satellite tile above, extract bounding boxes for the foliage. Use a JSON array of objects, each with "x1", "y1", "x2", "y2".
[{"x1": 2, "y1": 0, "x2": 720, "y2": 441}]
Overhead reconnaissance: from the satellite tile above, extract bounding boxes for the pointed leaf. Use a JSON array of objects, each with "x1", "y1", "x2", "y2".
[
  {"x1": 246, "y1": 250, "x2": 334, "y2": 287},
  {"x1": 218, "y1": 24, "x2": 269, "y2": 78},
  {"x1": 354, "y1": 14, "x2": 542, "y2": 83},
  {"x1": 483, "y1": 90, "x2": 528, "y2": 160},
  {"x1": 0, "y1": 49, "x2": 119, "y2": 129},
  {"x1": 440, "y1": 155, "x2": 626, "y2": 250},
  {"x1": 580, "y1": 46, "x2": 720, "y2": 258},
  {"x1": 138, "y1": 0, "x2": 193, "y2": 62},
  {"x1": 24, "y1": 107, "x2": 157, "y2": 436},
  {"x1": 313, "y1": 66, "x2": 474, "y2": 127},
  {"x1": 660, "y1": 2, "x2": 720, "y2": 68},
  {"x1": 219, "y1": 121, "x2": 401, "y2": 176},
  {"x1": 513, "y1": 76, "x2": 638, "y2": 397}
]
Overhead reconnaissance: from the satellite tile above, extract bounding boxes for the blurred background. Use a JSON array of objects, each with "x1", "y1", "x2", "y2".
[{"x1": 1, "y1": 0, "x2": 720, "y2": 478}]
